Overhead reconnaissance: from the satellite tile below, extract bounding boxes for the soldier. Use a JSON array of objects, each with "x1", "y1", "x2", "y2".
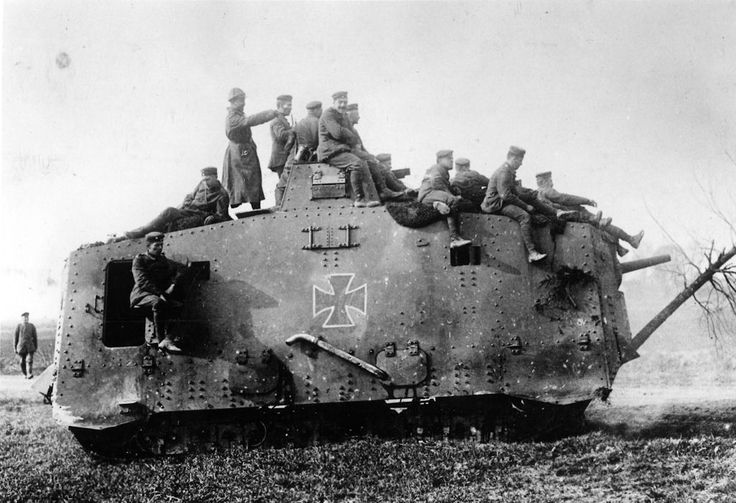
[
  {"x1": 450, "y1": 157, "x2": 489, "y2": 206},
  {"x1": 125, "y1": 167, "x2": 231, "y2": 239},
  {"x1": 481, "y1": 146, "x2": 574, "y2": 263},
  {"x1": 275, "y1": 100, "x2": 322, "y2": 207},
  {"x1": 295, "y1": 101, "x2": 322, "y2": 162},
  {"x1": 268, "y1": 94, "x2": 296, "y2": 181},
  {"x1": 14, "y1": 312, "x2": 37, "y2": 379},
  {"x1": 317, "y1": 91, "x2": 378, "y2": 208},
  {"x1": 130, "y1": 232, "x2": 187, "y2": 354},
  {"x1": 375, "y1": 153, "x2": 411, "y2": 194},
  {"x1": 345, "y1": 103, "x2": 404, "y2": 201},
  {"x1": 222, "y1": 88, "x2": 280, "y2": 210},
  {"x1": 535, "y1": 171, "x2": 644, "y2": 255},
  {"x1": 417, "y1": 149, "x2": 473, "y2": 248}
]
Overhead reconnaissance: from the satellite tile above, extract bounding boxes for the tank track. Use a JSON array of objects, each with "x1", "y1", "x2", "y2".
[{"x1": 69, "y1": 396, "x2": 590, "y2": 459}]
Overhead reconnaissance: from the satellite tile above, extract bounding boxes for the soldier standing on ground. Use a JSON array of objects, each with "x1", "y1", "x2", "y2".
[
  {"x1": 317, "y1": 91, "x2": 378, "y2": 208},
  {"x1": 481, "y1": 146, "x2": 574, "y2": 263},
  {"x1": 130, "y1": 232, "x2": 188, "y2": 354},
  {"x1": 535, "y1": 171, "x2": 644, "y2": 256},
  {"x1": 417, "y1": 149, "x2": 474, "y2": 248},
  {"x1": 450, "y1": 157, "x2": 489, "y2": 207},
  {"x1": 222, "y1": 88, "x2": 280, "y2": 210},
  {"x1": 125, "y1": 167, "x2": 231, "y2": 239},
  {"x1": 14, "y1": 312, "x2": 37, "y2": 379}
]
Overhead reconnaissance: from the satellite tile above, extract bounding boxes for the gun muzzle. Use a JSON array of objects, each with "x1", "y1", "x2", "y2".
[{"x1": 620, "y1": 254, "x2": 671, "y2": 274}]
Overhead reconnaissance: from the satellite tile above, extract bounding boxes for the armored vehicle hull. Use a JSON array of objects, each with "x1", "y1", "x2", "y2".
[{"x1": 53, "y1": 163, "x2": 647, "y2": 456}]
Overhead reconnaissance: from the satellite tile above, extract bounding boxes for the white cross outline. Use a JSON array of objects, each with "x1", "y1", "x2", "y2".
[{"x1": 312, "y1": 273, "x2": 368, "y2": 328}]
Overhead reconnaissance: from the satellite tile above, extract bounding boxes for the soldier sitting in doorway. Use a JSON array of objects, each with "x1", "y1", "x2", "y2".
[
  {"x1": 124, "y1": 167, "x2": 231, "y2": 239},
  {"x1": 130, "y1": 232, "x2": 189, "y2": 354},
  {"x1": 535, "y1": 170, "x2": 644, "y2": 256},
  {"x1": 417, "y1": 149, "x2": 475, "y2": 248}
]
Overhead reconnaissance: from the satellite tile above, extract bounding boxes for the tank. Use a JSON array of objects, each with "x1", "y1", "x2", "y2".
[{"x1": 51, "y1": 161, "x2": 671, "y2": 456}]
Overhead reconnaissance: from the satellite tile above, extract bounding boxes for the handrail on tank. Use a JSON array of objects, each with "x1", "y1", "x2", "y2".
[
  {"x1": 286, "y1": 334, "x2": 390, "y2": 381},
  {"x1": 620, "y1": 254, "x2": 671, "y2": 274}
]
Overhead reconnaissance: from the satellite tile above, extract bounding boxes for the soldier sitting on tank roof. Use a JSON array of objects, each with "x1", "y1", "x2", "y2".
[
  {"x1": 318, "y1": 91, "x2": 380, "y2": 208},
  {"x1": 417, "y1": 149, "x2": 475, "y2": 248},
  {"x1": 450, "y1": 157, "x2": 489, "y2": 208},
  {"x1": 535, "y1": 171, "x2": 644, "y2": 256},
  {"x1": 481, "y1": 146, "x2": 575, "y2": 263},
  {"x1": 345, "y1": 103, "x2": 405, "y2": 201},
  {"x1": 124, "y1": 167, "x2": 231, "y2": 239},
  {"x1": 130, "y1": 232, "x2": 189, "y2": 354},
  {"x1": 374, "y1": 153, "x2": 415, "y2": 196}
]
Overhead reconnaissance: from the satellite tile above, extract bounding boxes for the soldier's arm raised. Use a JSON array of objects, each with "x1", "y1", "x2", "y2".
[
  {"x1": 241, "y1": 110, "x2": 279, "y2": 128},
  {"x1": 547, "y1": 188, "x2": 592, "y2": 207}
]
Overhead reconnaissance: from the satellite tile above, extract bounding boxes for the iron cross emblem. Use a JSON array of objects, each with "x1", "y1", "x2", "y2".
[{"x1": 313, "y1": 273, "x2": 367, "y2": 328}]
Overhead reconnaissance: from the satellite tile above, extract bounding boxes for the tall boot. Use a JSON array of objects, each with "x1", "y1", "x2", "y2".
[
  {"x1": 369, "y1": 162, "x2": 402, "y2": 201},
  {"x1": 603, "y1": 225, "x2": 643, "y2": 248},
  {"x1": 447, "y1": 214, "x2": 471, "y2": 248},
  {"x1": 27, "y1": 361, "x2": 33, "y2": 379},
  {"x1": 351, "y1": 169, "x2": 379, "y2": 208}
]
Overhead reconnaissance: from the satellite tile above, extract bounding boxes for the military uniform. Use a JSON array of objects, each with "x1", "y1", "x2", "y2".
[
  {"x1": 536, "y1": 171, "x2": 643, "y2": 252},
  {"x1": 14, "y1": 315, "x2": 37, "y2": 378},
  {"x1": 295, "y1": 112, "x2": 320, "y2": 161},
  {"x1": 451, "y1": 167, "x2": 489, "y2": 205},
  {"x1": 347, "y1": 121, "x2": 402, "y2": 200},
  {"x1": 130, "y1": 235, "x2": 187, "y2": 344},
  {"x1": 267, "y1": 114, "x2": 296, "y2": 178},
  {"x1": 222, "y1": 102, "x2": 278, "y2": 208},
  {"x1": 317, "y1": 93, "x2": 375, "y2": 205},
  {"x1": 125, "y1": 169, "x2": 231, "y2": 239},
  {"x1": 482, "y1": 161, "x2": 559, "y2": 253}
]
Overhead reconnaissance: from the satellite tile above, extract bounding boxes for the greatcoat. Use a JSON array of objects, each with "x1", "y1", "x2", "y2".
[{"x1": 222, "y1": 106, "x2": 278, "y2": 206}]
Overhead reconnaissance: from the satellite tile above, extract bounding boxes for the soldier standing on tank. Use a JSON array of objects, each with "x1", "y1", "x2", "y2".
[
  {"x1": 345, "y1": 103, "x2": 404, "y2": 201},
  {"x1": 14, "y1": 312, "x2": 37, "y2": 379},
  {"x1": 317, "y1": 91, "x2": 379, "y2": 208},
  {"x1": 125, "y1": 167, "x2": 231, "y2": 239},
  {"x1": 481, "y1": 146, "x2": 574, "y2": 263},
  {"x1": 130, "y1": 232, "x2": 188, "y2": 354},
  {"x1": 268, "y1": 94, "x2": 296, "y2": 181},
  {"x1": 274, "y1": 100, "x2": 322, "y2": 207},
  {"x1": 450, "y1": 157, "x2": 489, "y2": 207},
  {"x1": 535, "y1": 171, "x2": 644, "y2": 256},
  {"x1": 222, "y1": 88, "x2": 281, "y2": 210},
  {"x1": 417, "y1": 149, "x2": 473, "y2": 248}
]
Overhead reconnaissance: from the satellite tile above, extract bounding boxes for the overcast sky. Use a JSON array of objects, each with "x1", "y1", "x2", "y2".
[{"x1": 2, "y1": 0, "x2": 735, "y2": 321}]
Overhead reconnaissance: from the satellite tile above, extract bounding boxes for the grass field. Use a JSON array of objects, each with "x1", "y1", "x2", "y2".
[{"x1": 1, "y1": 389, "x2": 735, "y2": 503}]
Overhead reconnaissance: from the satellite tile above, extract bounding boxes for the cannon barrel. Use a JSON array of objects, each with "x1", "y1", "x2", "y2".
[{"x1": 620, "y1": 254, "x2": 671, "y2": 274}]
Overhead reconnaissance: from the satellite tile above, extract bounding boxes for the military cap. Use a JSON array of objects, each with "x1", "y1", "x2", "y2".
[
  {"x1": 376, "y1": 153, "x2": 391, "y2": 162},
  {"x1": 436, "y1": 149, "x2": 454, "y2": 160},
  {"x1": 306, "y1": 100, "x2": 322, "y2": 110},
  {"x1": 276, "y1": 94, "x2": 293, "y2": 102},
  {"x1": 346, "y1": 103, "x2": 359, "y2": 111},
  {"x1": 227, "y1": 87, "x2": 245, "y2": 101},
  {"x1": 455, "y1": 158, "x2": 470, "y2": 167},
  {"x1": 332, "y1": 91, "x2": 348, "y2": 100},
  {"x1": 508, "y1": 145, "x2": 526, "y2": 157},
  {"x1": 535, "y1": 171, "x2": 552, "y2": 180},
  {"x1": 201, "y1": 167, "x2": 218, "y2": 177},
  {"x1": 21, "y1": 312, "x2": 29, "y2": 317},
  {"x1": 145, "y1": 232, "x2": 165, "y2": 244}
]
